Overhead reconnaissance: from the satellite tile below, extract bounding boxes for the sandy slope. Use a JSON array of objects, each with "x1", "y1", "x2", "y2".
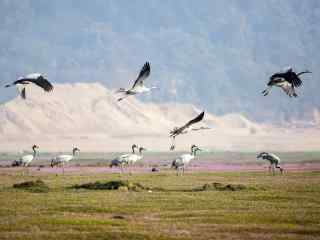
[{"x1": 0, "y1": 83, "x2": 318, "y2": 152}]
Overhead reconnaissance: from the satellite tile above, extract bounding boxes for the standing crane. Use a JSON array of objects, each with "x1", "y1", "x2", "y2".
[
  {"x1": 257, "y1": 152, "x2": 284, "y2": 175},
  {"x1": 51, "y1": 147, "x2": 80, "y2": 175},
  {"x1": 171, "y1": 145, "x2": 201, "y2": 176},
  {"x1": 110, "y1": 144, "x2": 138, "y2": 173},
  {"x1": 12, "y1": 145, "x2": 39, "y2": 175}
]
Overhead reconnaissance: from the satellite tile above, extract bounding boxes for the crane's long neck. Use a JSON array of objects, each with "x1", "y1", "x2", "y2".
[
  {"x1": 191, "y1": 148, "x2": 199, "y2": 156},
  {"x1": 32, "y1": 148, "x2": 37, "y2": 157},
  {"x1": 72, "y1": 149, "x2": 76, "y2": 156},
  {"x1": 297, "y1": 71, "x2": 311, "y2": 76},
  {"x1": 190, "y1": 148, "x2": 195, "y2": 156}
]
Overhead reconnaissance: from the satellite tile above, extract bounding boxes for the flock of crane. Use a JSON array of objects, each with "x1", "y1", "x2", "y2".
[{"x1": 4, "y1": 63, "x2": 312, "y2": 175}]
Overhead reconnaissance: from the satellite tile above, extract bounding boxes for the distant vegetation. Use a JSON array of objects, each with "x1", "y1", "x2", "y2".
[{"x1": 0, "y1": 1, "x2": 319, "y2": 123}]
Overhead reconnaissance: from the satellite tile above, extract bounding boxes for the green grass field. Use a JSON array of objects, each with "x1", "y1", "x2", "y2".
[{"x1": 0, "y1": 167, "x2": 319, "y2": 240}]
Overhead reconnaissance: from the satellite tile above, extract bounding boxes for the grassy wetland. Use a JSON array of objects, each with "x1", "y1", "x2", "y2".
[{"x1": 0, "y1": 152, "x2": 319, "y2": 240}]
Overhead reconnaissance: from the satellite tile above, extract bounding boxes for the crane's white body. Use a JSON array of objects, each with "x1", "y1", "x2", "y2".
[
  {"x1": 111, "y1": 153, "x2": 135, "y2": 166},
  {"x1": 110, "y1": 153, "x2": 143, "y2": 168},
  {"x1": 125, "y1": 153, "x2": 143, "y2": 164},
  {"x1": 257, "y1": 152, "x2": 283, "y2": 175},
  {"x1": 52, "y1": 154, "x2": 74, "y2": 164},
  {"x1": 18, "y1": 73, "x2": 42, "y2": 80},
  {"x1": 130, "y1": 85, "x2": 152, "y2": 94},
  {"x1": 116, "y1": 152, "x2": 144, "y2": 165},
  {"x1": 117, "y1": 62, "x2": 156, "y2": 101},
  {"x1": 173, "y1": 154, "x2": 195, "y2": 168},
  {"x1": 118, "y1": 86, "x2": 156, "y2": 101},
  {"x1": 20, "y1": 154, "x2": 35, "y2": 167},
  {"x1": 51, "y1": 148, "x2": 80, "y2": 174}
]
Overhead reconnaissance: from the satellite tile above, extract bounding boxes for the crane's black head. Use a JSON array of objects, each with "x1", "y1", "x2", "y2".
[
  {"x1": 257, "y1": 152, "x2": 268, "y2": 159},
  {"x1": 73, "y1": 147, "x2": 80, "y2": 153},
  {"x1": 139, "y1": 147, "x2": 146, "y2": 153},
  {"x1": 191, "y1": 145, "x2": 201, "y2": 154},
  {"x1": 32, "y1": 145, "x2": 39, "y2": 149},
  {"x1": 132, "y1": 144, "x2": 138, "y2": 153}
]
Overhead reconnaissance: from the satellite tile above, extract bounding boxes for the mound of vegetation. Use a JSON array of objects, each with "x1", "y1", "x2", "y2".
[
  {"x1": 13, "y1": 179, "x2": 49, "y2": 193},
  {"x1": 72, "y1": 180, "x2": 151, "y2": 192},
  {"x1": 197, "y1": 182, "x2": 249, "y2": 191}
]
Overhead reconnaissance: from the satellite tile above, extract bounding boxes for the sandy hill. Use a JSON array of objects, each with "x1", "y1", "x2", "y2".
[{"x1": 0, "y1": 83, "x2": 318, "y2": 152}]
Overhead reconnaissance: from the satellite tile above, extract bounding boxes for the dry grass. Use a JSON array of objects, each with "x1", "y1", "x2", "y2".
[{"x1": 0, "y1": 168, "x2": 319, "y2": 239}]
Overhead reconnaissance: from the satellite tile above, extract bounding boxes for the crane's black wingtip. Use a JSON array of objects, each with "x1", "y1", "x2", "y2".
[{"x1": 143, "y1": 62, "x2": 150, "y2": 69}]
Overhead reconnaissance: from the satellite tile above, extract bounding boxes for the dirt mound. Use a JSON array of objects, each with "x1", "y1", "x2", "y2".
[
  {"x1": 13, "y1": 179, "x2": 49, "y2": 193},
  {"x1": 72, "y1": 180, "x2": 149, "y2": 192},
  {"x1": 198, "y1": 182, "x2": 249, "y2": 191}
]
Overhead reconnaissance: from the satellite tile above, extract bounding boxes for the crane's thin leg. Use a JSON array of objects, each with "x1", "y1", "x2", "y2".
[
  {"x1": 62, "y1": 163, "x2": 65, "y2": 176},
  {"x1": 129, "y1": 163, "x2": 132, "y2": 176},
  {"x1": 120, "y1": 164, "x2": 124, "y2": 175},
  {"x1": 22, "y1": 166, "x2": 25, "y2": 176},
  {"x1": 272, "y1": 164, "x2": 275, "y2": 176},
  {"x1": 262, "y1": 86, "x2": 271, "y2": 96},
  {"x1": 268, "y1": 165, "x2": 272, "y2": 174},
  {"x1": 118, "y1": 94, "x2": 130, "y2": 102},
  {"x1": 170, "y1": 137, "x2": 176, "y2": 151},
  {"x1": 280, "y1": 167, "x2": 284, "y2": 174},
  {"x1": 275, "y1": 164, "x2": 284, "y2": 174}
]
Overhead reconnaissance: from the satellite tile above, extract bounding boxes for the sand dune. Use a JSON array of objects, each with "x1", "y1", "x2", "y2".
[{"x1": 0, "y1": 83, "x2": 318, "y2": 152}]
